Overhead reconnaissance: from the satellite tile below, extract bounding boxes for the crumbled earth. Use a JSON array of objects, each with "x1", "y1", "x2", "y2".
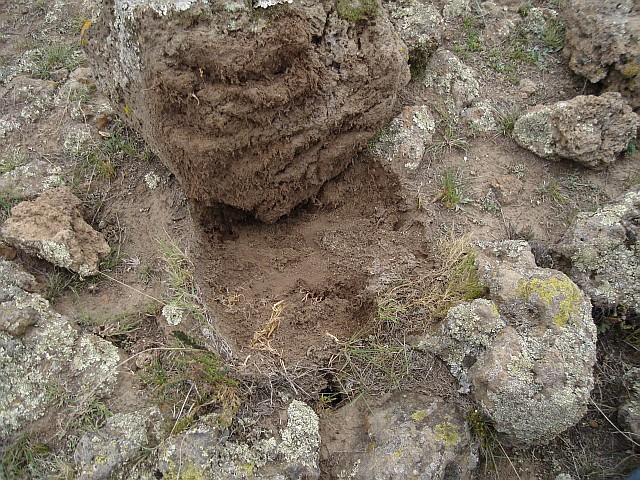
[{"x1": 1, "y1": 0, "x2": 640, "y2": 479}]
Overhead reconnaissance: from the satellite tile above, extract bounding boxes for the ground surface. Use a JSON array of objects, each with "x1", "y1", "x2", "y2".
[{"x1": 0, "y1": 0, "x2": 639, "y2": 478}]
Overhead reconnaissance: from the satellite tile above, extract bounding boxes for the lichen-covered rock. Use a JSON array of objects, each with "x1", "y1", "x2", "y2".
[
  {"x1": 74, "y1": 408, "x2": 164, "y2": 480},
  {"x1": 556, "y1": 187, "x2": 640, "y2": 313},
  {"x1": 561, "y1": 0, "x2": 640, "y2": 109},
  {"x1": 370, "y1": 105, "x2": 436, "y2": 171},
  {"x1": 322, "y1": 392, "x2": 476, "y2": 479},
  {"x1": 84, "y1": 0, "x2": 409, "y2": 223},
  {"x1": 513, "y1": 93, "x2": 639, "y2": 170},
  {"x1": 0, "y1": 188, "x2": 110, "y2": 276},
  {"x1": 422, "y1": 49, "x2": 479, "y2": 115},
  {"x1": 0, "y1": 259, "x2": 120, "y2": 435},
  {"x1": 383, "y1": 0, "x2": 443, "y2": 66},
  {"x1": 157, "y1": 400, "x2": 319, "y2": 479},
  {"x1": 420, "y1": 241, "x2": 597, "y2": 446}
]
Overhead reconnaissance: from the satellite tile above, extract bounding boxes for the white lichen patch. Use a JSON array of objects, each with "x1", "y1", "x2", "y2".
[
  {"x1": 162, "y1": 304, "x2": 184, "y2": 326},
  {"x1": 41, "y1": 240, "x2": 73, "y2": 269},
  {"x1": 0, "y1": 118, "x2": 21, "y2": 138},
  {"x1": 144, "y1": 172, "x2": 161, "y2": 190},
  {"x1": 278, "y1": 400, "x2": 320, "y2": 470},
  {"x1": 254, "y1": 0, "x2": 293, "y2": 8},
  {"x1": 62, "y1": 124, "x2": 93, "y2": 155}
]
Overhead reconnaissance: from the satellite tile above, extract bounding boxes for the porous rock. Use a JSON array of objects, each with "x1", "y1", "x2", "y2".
[
  {"x1": 422, "y1": 49, "x2": 479, "y2": 115},
  {"x1": 420, "y1": 241, "x2": 597, "y2": 446},
  {"x1": 383, "y1": 0, "x2": 443, "y2": 67},
  {"x1": 74, "y1": 408, "x2": 163, "y2": 480},
  {"x1": 556, "y1": 187, "x2": 640, "y2": 313},
  {"x1": 0, "y1": 188, "x2": 110, "y2": 276},
  {"x1": 0, "y1": 259, "x2": 120, "y2": 434},
  {"x1": 84, "y1": 0, "x2": 410, "y2": 223},
  {"x1": 561, "y1": 0, "x2": 640, "y2": 109},
  {"x1": 322, "y1": 392, "x2": 476, "y2": 480},
  {"x1": 157, "y1": 399, "x2": 320, "y2": 479},
  {"x1": 513, "y1": 92, "x2": 639, "y2": 170}
]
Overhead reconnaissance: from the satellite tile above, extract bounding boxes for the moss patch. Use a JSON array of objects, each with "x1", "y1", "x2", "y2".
[{"x1": 336, "y1": 0, "x2": 378, "y2": 22}]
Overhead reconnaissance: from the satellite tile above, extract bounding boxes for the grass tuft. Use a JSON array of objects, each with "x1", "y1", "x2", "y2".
[
  {"x1": 336, "y1": 0, "x2": 378, "y2": 22},
  {"x1": 30, "y1": 44, "x2": 84, "y2": 80}
]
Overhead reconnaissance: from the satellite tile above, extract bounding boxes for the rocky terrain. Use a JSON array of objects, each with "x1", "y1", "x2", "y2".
[{"x1": 0, "y1": 0, "x2": 639, "y2": 479}]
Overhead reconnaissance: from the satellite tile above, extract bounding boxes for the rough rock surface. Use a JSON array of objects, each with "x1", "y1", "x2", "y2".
[
  {"x1": 513, "y1": 92, "x2": 639, "y2": 170},
  {"x1": 561, "y1": 0, "x2": 640, "y2": 109},
  {"x1": 322, "y1": 392, "x2": 476, "y2": 479},
  {"x1": 84, "y1": 0, "x2": 410, "y2": 223},
  {"x1": 556, "y1": 187, "x2": 640, "y2": 313},
  {"x1": 383, "y1": 0, "x2": 443, "y2": 67},
  {"x1": 0, "y1": 188, "x2": 110, "y2": 276},
  {"x1": 422, "y1": 49, "x2": 479, "y2": 115},
  {"x1": 0, "y1": 258, "x2": 120, "y2": 434},
  {"x1": 420, "y1": 241, "x2": 597, "y2": 445},
  {"x1": 157, "y1": 399, "x2": 320, "y2": 479},
  {"x1": 74, "y1": 408, "x2": 163, "y2": 480}
]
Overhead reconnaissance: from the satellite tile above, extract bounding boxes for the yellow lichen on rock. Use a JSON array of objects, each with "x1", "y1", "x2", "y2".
[
  {"x1": 434, "y1": 421, "x2": 460, "y2": 446},
  {"x1": 516, "y1": 275, "x2": 582, "y2": 327}
]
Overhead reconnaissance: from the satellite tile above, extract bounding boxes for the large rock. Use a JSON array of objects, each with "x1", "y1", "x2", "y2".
[
  {"x1": 0, "y1": 188, "x2": 110, "y2": 276},
  {"x1": 0, "y1": 259, "x2": 120, "y2": 434},
  {"x1": 157, "y1": 399, "x2": 320, "y2": 479},
  {"x1": 322, "y1": 392, "x2": 476, "y2": 480},
  {"x1": 420, "y1": 241, "x2": 597, "y2": 446},
  {"x1": 84, "y1": 0, "x2": 410, "y2": 223},
  {"x1": 513, "y1": 93, "x2": 639, "y2": 170},
  {"x1": 561, "y1": 0, "x2": 640, "y2": 109},
  {"x1": 556, "y1": 187, "x2": 640, "y2": 313}
]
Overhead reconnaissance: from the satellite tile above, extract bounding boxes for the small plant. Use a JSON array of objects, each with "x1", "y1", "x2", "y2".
[
  {"x1": 0, "y1": 435, "x2": 52, "y2": 480},
  {"x1": 157, "y1": 237, "x2": 206, "y2": 322},
  {"x1": 336, "y1": 0, "x2": 378, "y2": 22},
  {"x1": 495, "y1": 108, "x2": 520, "y2": 137},
  {"x1": 462, "y1": 16, "x2": 483, "y2": 53},
  {"x1": 537, "y1": 179, "x2": 568, "y2": 205},
  {"x1": 140, "y1": 338, "x2": 240, "y2": 433},
  {"x1": 30, "y1": 44, "x2": 84, "y2": 80},
  {"x1": 45, "y1": 268, "x2": 82, "y2": 303},
  {"x1": 541, "y1": 17, "x2": 565, "y2": 52},
  {"x1": 627, "y1": 140, "x2": 637, "y2": 158},
  {"x1": 0, "y1": 151, "x2": 26, "y2": 175},
  {"x1": 439, "y1": 169, "x2": 472, "y2": 211},
  {"x1": 0, "y1": 187, "x2": 23, "y2": 224}
]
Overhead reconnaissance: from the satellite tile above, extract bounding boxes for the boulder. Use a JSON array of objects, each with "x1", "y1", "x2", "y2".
[
  {"x1": 513, "y1": 93, "x2": 639, "y2": 170},
  {"x1": 84, "y1": 0, "x2": 410, "y2": 223},
  {"x1": 0, "y1": 258, "x2": 120, "y2": 434},
  {"x1": 157, "y1": 399, "x2": 320, "y2": 479},
  {"x1": 74, "y1": 408, "x2": 163, "y2": 480},
  {"x1": 556, "y1": 187, "x2": 640, "y2": 313},
  {"x1": 420, "y1": 241, "x2": 597, "y2": 446},
  {"x1": 561, "y1": 0, "x2": 640, "y2": 109},
  {"x1": 322, "y1": 392, "x2": 476, "y2": 480},
  {"x1": 0, "y1": 188, "x2": 110, "y2": 276},
  {"x1": 619, "y1": 368, "x2": 640, "y2": 437}
]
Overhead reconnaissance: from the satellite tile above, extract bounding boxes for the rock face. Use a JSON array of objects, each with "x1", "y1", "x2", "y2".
[
  {"x1": 84, "y1": 0, "x2": 410, "y2": 223},
  {"x1": 556, "y1": 187, "x2": 640, "y2": 313},
  {"x1": 157, "y1": 399, "x2": 320, "y2": 479},
  {"x1": 420, "y1": 241, "x2": 597, "y2": 446},
  {"x1": 618, "y1": 368, "x2": 640, "y2": 437},
  {"x1": 0, "y1": 259, "x2": 120, "y2": 434},
  {"x1": 513, "y1": 93, "x2": 639, "y2": 170},
  {"x1": 0, "y1": 188, "x2": 110, "y2": 276},
  {"x1": 322, "y1": 392, "x2": 476, "y2": 480},
  {"x1": 561, "y1": 0, "x2": 640, "y2": 109}
]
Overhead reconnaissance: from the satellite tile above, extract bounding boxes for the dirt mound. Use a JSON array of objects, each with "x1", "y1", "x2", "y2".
[{"x1": 84, "y1": 0, "x2": 410, "y2": 223}]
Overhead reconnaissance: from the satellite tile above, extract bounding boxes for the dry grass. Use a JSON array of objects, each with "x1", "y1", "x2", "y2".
[{"x1": 251, "y1": 300, "x2": 288, "y2": 355}]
